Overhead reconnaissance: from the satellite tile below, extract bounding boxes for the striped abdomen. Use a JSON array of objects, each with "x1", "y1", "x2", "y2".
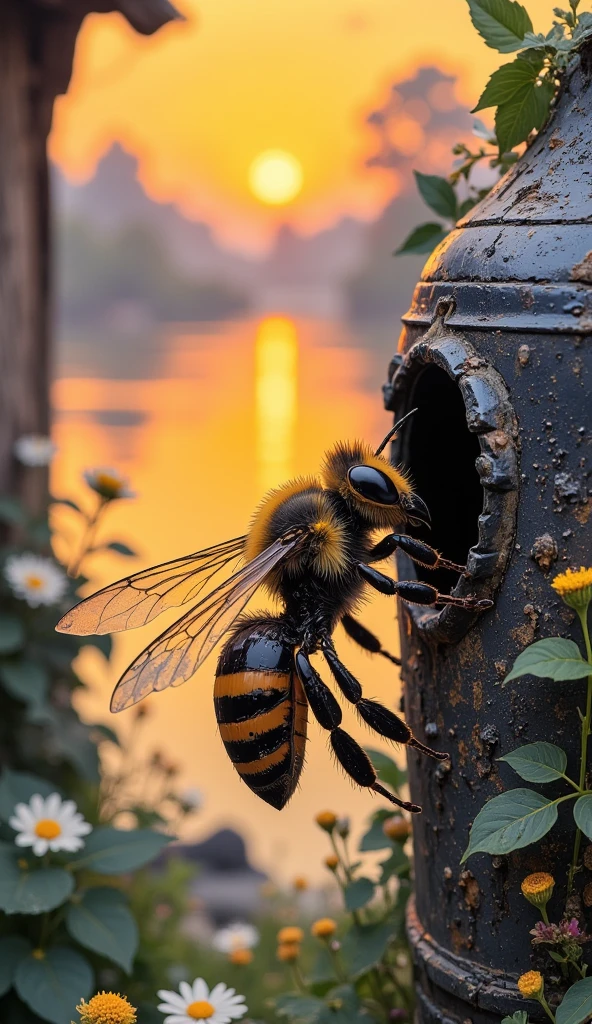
[{"x1": 214, "y1": 619, "x2": 307, "y2": 809}]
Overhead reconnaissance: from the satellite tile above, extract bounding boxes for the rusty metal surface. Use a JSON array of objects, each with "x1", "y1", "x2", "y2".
[{"x1": 385, "y1": 40, "x2": 592, "y2": 1024}]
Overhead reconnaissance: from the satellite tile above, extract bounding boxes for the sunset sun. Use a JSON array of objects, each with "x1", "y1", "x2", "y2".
[{"x1": 248, "y1": 150, "x2": 303, "y2": 206}]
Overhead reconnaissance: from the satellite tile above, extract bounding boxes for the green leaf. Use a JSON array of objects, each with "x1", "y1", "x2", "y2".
[
  {"x1": 69, "y1": 826, "x2": 173, "y2": 874},
  {"x1": 0, "y1": 659, "x2": 49, "y2": 706},
  {"x1": 0, "y1": 936, "x2": 32, "y2": 996},
  {"x1": 274, "y1": 994, "x2": 326, "y2": 1024},
  {"x1": 90, "y1": 723, "x2": 121, "y2": 746},
  {"x1": 66, "y1": 887, "x2": 138, "y2": 973},
  {"x1": 0, "y1": 616, "x2": 25, "y2": 655},
  {"x1": 51, "y1": 497, "x2": 82, "y2": 514},
  {"x1": 378, "y1": 844, "x2": 410, "y2": 883},
  {"x1": 359, "y1": 816, "x2": 392, "y2": 851},
  {"x1": 504, "y1": 637, "x2": 592, "y2": 683},
  {"x1": 574, "y1": 796, "x2": 592, "y2": 841},
  {"x1": 395, "y1": 222, "x2": 448, "y2": 255},
  {"x1": 15, "y1": 947, "x2": 93, "y2": 1024},
  {"x1": 414, "y1": 172, "x2": 458, "y2": 219},
  {"x1": 0, "y1": 845, "x2": 74, "y2": 915},
  {"x1": 495, "y1": 78, "x2": 555, "y2": 154},
  {"x1": 498, "y1": 742, "x2": 568, "y2": 783},
  {"x1": 467, "y1": 0, "x2": 533, "y2": 52},
  {"x1": 473, "y1": 55, "x2": 543, "y2": 111},
  {"x1": 344, "y1": 877, "x2": 375, "y2": 911},
  {"x1": 318, "y1": 985, "x2": 367, "y2": 1024},
  {"x1": 342, "y1": 921, "x2": 392, "y2": 977},
  {"x1": 461, "y1": 788, "x2": 559, "y2": 861},
  {"x1": 105, "y1": 541, "x2": 137, "y2": 557},
  {"x1": 364, "y1": 748, "x2": 407, "y2": 793},
  {"x1": 501, "y1": 1014, "x2": 528, "y2": 1024},
  {"x1": 556, "y1": 977, "x2": 592, "y2": 1024},
  {"x1": 0, "y1": 768, "x2": 60, "y2": 822}
]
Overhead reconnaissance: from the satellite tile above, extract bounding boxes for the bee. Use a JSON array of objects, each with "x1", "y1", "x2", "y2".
[{"x1": 56, "y1": 415, "x2": 491, "y2": 813}]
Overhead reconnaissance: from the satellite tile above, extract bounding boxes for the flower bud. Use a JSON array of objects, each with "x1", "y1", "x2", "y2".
[
  {"x1": 324, "y1": 854, "x2": 339, "y2": 871},
  {"x1": 277, "y1": 926, "x2": 304, "y2": 944},
  {"x1": 383, "y1": 815, "x2": 411, "y2": 842},
  {"x1": 521, "y1": 872, "x2": 555, "y2": 908},
  {"x1": 315, "y1": 811, "x2": 337, "y2": 832},
  {"x1": 229, "y1": 948, "x2": 253, "y2": 965},
  {"x1": 311, "y1": 917, "x2": 337, "y2": 939},
  {"x1": 277, "y1": 942, "x2": 300, "y2": 962},
  {"x1": 517, "y1": 971, "x2": 544, "y2": 999}
]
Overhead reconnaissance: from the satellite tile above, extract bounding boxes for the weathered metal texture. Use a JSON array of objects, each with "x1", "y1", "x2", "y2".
[{"x1": 384, "y1": 44, "x2": 592, "y2": 1024}]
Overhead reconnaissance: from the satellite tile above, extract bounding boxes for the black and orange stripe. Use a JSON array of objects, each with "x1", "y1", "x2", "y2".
[{"x1": 214, "y1": 619, "x2": 307, "y2": 809}]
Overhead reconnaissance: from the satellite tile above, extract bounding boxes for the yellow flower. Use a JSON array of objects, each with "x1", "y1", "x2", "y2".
[
  {"x1": 517, "y1": 971, "x2": 544, "y2": 999},
  {"x1": 76, "y1": 991, "x2": 137, "y2": 1024},
  {"x1": 229, "y1": 948, "x2": 253, "y2": 965},
  {"x1": 277, "y1": 941, "x2": 300, "y2": 962},
  {"x1": 311, "y1": 918, "x2": 337, "y2": 939},
  {"x1": 383, "y1": 816, "x2": 411, "y2": 842},
  {"x1": 293, "y1": 875, "x2": 308, "y2": 891},
  {"x1": 277, "y1": 926, "x2": 304, "y2": 944},
  {"x1": 552, "y1": 566, "x2": 592, "y2": 611},
  {"x1": 315, "y1": 811, "x2": 337, "y2": 832},
  {"x1": 521, "y1": 872, "x2": 555, "y2": 907},
  {"x1": 324, "y1": 854, "x2": 339, "y2": 871}
]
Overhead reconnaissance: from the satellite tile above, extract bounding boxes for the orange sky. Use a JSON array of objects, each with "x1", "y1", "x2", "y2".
[{"x1": 50, "y1": 0, "x2": 556, "y2": 251}]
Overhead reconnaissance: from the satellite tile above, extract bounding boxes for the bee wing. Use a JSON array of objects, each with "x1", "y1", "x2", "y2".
[
  {"x1": 56, "y1": 536, "x2": 246, "y2": 636},
  {"x1": 110, "y1": 528, "x2": 306, "y2": 712}
]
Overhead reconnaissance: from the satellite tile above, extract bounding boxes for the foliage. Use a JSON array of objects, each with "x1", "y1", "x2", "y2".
[
  {"x1": 268, "y1": 750, "x2": 414, "y2": 1024},
  {"x1": 395, "y1": 0, "x2": 592, "y2": 256},
  {"x1": 0, "y1": 459, "x2": 179, "y2": 1023},
  {"x1": 462, "y1": 572, "x2": 592, "y2": 1024}
]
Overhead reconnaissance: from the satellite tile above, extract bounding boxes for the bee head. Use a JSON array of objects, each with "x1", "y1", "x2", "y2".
[{"x1": 322, "y1": 441, "x2": 428, "y2": 528}]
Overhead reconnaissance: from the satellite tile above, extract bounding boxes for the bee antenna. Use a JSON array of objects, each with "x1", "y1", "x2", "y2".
[{"x1": 374, "y1": 408, "x2": 418, "y2": 457}]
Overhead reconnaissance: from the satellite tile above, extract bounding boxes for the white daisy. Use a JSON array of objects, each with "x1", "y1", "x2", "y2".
[
  {"x1": 157, "y1": 979, "x2": 248, "y2": 1024},
  {"x1": 212, "y1": 922, "x2": 259, "y2": 954},
  {"x1": 83, "y1": 467, "x2": 136, "y2": 501},
  {"x1": 5, "y1": 553, "x2": 68, "y2": 607},
  {"x1": 9, "y1": 793, "x2": 92, "y2": 857},
  {"x1": 14, "y1": 434, "x2": 57, "y2": 467}
]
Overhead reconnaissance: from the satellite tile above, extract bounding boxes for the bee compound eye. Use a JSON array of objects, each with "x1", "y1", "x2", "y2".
[{"x1": 347, "y1": 465, "x2": 400, "y2": 506}]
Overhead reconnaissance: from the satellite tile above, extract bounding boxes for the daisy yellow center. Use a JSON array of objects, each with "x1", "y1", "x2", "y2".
[
  {"x1": 34, "y1": 818, "x2": 61, "y2": 840},
  {"x1": 26, "y1": 575, "x2": 44, "y2": 589},
  {"x1": 96, "y1": 473, "x2": 122, "y2": 492},
  {"x1": 521, "y1": 872, "x2": 554, "y2": 896},
  {"x1": 187, "y1": 1000, "x2": 215, "y2": 1019}
]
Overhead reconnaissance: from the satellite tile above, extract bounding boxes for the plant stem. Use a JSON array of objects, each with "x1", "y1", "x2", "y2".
[
  {"x1": 568, "y1": 608, "x2": 592, "y2": 894},
  {"x1": 291, "y1": 963, "x2": 308, "y2": 994},
  {"x1": 539, "y1": 994, "x2": 556, "y2": 1024},
  {"x1": 68, "y1": 496, "x2": 108, "y2": 577}
]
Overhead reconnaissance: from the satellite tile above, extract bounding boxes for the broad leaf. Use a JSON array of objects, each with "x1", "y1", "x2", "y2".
[
  {"x1": 0, "y1": 768, "x2": 59, "y2": 822},
  {"x1": 342, "y1": 921, "x2": 392, "y2": 977},
  {"x1": 414, "y1": 172, "x2": 458, "y2": 219},
  {"x1": 501, "y1": 1014, "x2": 528, "y2": 1024},
  {"x1": 0, "y1": 497, "x2": 27, "y2": 525},
  {"x1": 105, "y1": 541, "x2": 137, "y2": 557},
  {"x1": 467, "y1": 0, "x2": 533, "y2": 52},
  {"x1": 0, "y1": 936, "x2": 32, "y2": 996},
  {"x1": 395, "y1": 222, "x2": 448, "y2": 255},
  {"x1": 364, "y1": 749, "x2": 407, "y2": 793},
  {"x1": 0, "y1": 659, "x2": 49, "y2": 706},
  {"x1": 556, "y1": 977, "x2": 592, "y2": 1024},
  {"x1": 359, "y1": 814, "x2": 392, "y2": 851},
  {"x1": 504, "y1": 637, "x2": 592, "y2": 683},
  {"x1": 66, "y1": 887, "x2": 138, "y2": 973},
  {"x1": 473, "y1": 55, "x2": 543, "y2": 111},
  {"x1": 574, "y1": 796, "x2": 592, "y2": 841},
  {"x1": 499, "y1": 741, "x2": 567, "y2": 783},
  {"x1": 378, "y1": 845, "x2": 410, "y2": 884},
  {"x1": 462, "y1": 788, "x2": 558, "y2": 861},
  {"x1": 495, "y1": 78, "x2": 555, "y2": 154},
  {"x1": 15, "y1": 947, "x2": 93, "y2": 1024},
  {"x1": 51, "y1": 497, "x2": 82, "y2": 513},
  {"x1": 0, "y1": 616, "x2": 25, "y2": 655},
  {"x1": 274, "y1": 994, "x2": 326, "y2": 1024},
  {"x1": 344, "y1": 877, "x2": 375, "y2": 911},
  {"x1": 70, "y1": 826, "x2": 172, "y2": 874},
  {"x1": 0, "y1": 846, "x2": 74, "y2": 915}
]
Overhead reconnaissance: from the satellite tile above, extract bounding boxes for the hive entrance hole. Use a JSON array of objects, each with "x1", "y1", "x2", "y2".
[{"x1": 402, "y1": 365, "x2": 482, "y2": 594}]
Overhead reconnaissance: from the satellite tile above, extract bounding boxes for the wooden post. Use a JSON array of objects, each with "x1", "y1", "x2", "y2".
[{"x1": 0, "y1": 0, "x2": 180, "y2": 505}]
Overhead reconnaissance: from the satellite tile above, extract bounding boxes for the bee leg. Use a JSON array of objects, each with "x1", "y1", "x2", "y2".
[
  {"x1": 369, "y1": 534, "x2": 466, "y2": 574},
  {"x1": 321, "y1": 640, "x2": 448, "y2": 764},
  {"x1": 357, "y1": 564, "x2": 493, "y2": 611},
  {"x1": 341, "y1": 614, "x2": 401, "y2": 666},
  {"x1": 294, "y1": 649, "x2": 420, "y2": 812}
]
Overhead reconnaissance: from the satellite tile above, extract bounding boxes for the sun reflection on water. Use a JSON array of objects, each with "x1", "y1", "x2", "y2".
[{"x1": 255, "y1": 316, "x2": 298, "y2": 493}]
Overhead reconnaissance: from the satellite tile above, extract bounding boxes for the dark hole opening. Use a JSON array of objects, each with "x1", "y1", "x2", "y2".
[{"x1": 401, "y1": 365, "x2": 483, "y2": 595}]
